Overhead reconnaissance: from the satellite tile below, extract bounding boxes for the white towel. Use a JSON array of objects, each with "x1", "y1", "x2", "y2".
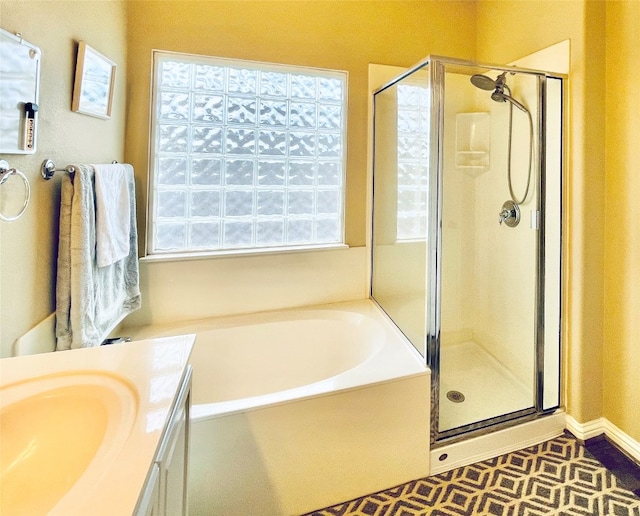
[
  {"x1": 94, "y1": 163, "x2": 131, "y2": 267},
  {"x1": 55, "y1": 164, "x2": 141, "y2": 350}
]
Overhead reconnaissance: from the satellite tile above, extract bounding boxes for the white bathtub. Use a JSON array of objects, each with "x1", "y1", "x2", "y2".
[{"x1": 128, "y1": 299, "x2": 431, "y2": 515}]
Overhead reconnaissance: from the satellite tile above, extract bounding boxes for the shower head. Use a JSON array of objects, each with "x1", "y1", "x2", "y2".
[
  {"x1": 471, "y1": 71, "x2": 529, "y2": 113},
  {"x1": 470, "y1": 73, "x2": 498, "y2": 91},
  {"x1": 470, "y1": 71, "x2": 507, "y2": 91},
  {"x1": 491, "y1": 91, "x2": 529, "y2": 113}
]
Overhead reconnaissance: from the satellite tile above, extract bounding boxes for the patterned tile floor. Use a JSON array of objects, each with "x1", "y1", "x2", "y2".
[{"x1": 305, "y1": 433, "x2": 640, "y2": 516}]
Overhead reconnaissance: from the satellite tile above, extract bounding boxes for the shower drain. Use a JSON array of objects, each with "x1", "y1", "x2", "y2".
[{"x1": 446, "y1": 390, "x2": 465, "y2": 403}]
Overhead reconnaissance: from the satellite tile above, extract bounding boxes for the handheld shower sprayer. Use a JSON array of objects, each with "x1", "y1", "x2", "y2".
[
  {"x1": 491, "y1": 91, "x2": 529, "y2": 113},
  {"x1": 469, "y1": 70, "x2": 534, "y2": 208}
]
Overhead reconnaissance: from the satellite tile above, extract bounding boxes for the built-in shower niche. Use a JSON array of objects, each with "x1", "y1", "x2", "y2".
[{"x1": 455, "y1": 112, "x2": 490, "y2": 175}]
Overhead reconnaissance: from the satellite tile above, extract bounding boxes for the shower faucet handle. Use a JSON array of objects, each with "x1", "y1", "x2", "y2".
[{"x1": 498, "y1": 200, "x2": 520, "y2": 227}]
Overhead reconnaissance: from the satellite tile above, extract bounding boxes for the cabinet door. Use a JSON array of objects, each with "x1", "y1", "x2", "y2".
[
  {"x1": 156, "y1": 367, "x2": 191, "y2": 516},
  {"x1": 160, "y1": 404, "x2": 187, "y2": 515},
  {"x1": 136, "y1": 464, "x2": 160, "y2": 516}
]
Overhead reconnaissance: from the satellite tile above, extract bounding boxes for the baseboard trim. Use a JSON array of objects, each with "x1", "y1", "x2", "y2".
[
  {"x1": 603, "y1": 419, "x2": 640, "y2": 464},
  {"x1": 565, "y1": 415, "x2": 606, "y2": 441},
  {"x1": 565, "y1": 414, "x2": 640, "y2": 463}
]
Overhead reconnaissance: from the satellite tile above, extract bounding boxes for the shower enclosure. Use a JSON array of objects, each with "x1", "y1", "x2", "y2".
[{"x1": 371, "y1": 56, "x2": 564, "y2": 445}]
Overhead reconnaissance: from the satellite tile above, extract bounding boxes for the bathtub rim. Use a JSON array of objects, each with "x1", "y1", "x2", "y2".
[
  {"x1": 192, "y1": 367, "x2": 430, "y2": 421},
  {"x1": 126, "y1": 298, "x2": 429, "y2": 421}
]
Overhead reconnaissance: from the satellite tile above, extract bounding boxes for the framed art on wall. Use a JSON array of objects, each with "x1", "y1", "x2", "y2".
[{"x1": 72, "y1": 41, "x2": 116, "y2": 119}]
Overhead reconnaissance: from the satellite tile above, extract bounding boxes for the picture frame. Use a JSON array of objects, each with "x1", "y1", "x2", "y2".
[{"x1": 72, "y1": 41, "x2": 116, "y2": 119}]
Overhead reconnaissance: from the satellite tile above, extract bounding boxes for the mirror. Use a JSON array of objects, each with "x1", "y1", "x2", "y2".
[{"x1": 0, "y1": 28, "x2": 41, "y2": 154}]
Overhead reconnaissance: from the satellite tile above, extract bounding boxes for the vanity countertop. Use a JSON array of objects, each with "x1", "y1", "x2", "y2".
[{"x1": 0, "y1": 334, "x2": 194, "y2": 516}]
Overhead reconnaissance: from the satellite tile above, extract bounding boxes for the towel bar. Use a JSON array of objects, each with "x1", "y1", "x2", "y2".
[
  {"x1": 41, "y1": 159, "x2": 119, "y2": 180},
  {"x1": 41, "y1": 159, "x2": 75, "y2": 180}
]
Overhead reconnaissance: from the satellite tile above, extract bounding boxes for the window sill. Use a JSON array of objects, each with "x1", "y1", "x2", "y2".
[{"x1": 140, "y1": 243, "x2": 350, "y2": 263}]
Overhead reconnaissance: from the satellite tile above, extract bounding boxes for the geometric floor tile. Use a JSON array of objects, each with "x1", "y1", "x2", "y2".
[{"x1": 304, "y1": 433, "x2": 640, "y2": 516}]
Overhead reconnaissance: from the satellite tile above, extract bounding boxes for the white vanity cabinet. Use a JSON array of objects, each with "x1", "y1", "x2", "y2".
[
  {"x1": 137, "y1": 464, "x2": 160, "y2": 516},
  {"x1": 136, "y1": 366, "x2": 192, "y2": 516}
]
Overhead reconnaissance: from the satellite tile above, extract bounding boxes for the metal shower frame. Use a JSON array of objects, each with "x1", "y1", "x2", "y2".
[{"x1": 371, "y1": 55, "x2": 567, "y2": 447}]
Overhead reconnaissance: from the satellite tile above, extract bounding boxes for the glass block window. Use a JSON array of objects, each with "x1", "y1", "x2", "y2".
[
  {"x1": 396, "y1": 83, "x2": 429, "y2": 240},
  {"x1": 148, "y1": 52, "x2": 347, "y2": 255}
]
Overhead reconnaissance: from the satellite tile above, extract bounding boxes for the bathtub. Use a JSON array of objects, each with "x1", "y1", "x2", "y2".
[{"x1": 127, "y1": 299, "x2": 431, "y2": 515}]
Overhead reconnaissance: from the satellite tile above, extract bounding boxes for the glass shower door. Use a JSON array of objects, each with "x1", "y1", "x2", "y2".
[{"x1": 435, "y1": 62, "x2": 542, "y2": 437}]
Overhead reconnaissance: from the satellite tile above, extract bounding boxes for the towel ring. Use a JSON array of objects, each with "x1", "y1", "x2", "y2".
[{"x1": 0, "y1": 160, "x2": 31, "y2": 222}]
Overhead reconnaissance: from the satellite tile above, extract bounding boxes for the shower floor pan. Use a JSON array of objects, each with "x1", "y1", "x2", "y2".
[{"x1": 439, "y1": 341, "x2": 531, "y2": 432}]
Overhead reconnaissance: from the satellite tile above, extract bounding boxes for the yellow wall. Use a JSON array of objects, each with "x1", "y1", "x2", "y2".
[
  {"x1": 476, "y1": 0, "x2": 607, "y2": 429},
  {"x1": 0, "y1": 0, "x2": 476, "y2": 354},
  {"x1": 604, "y1": 0, "x2": 640, "y2": 441},
  {"x1": 125, "y1": 0, "x2": 477, "y2": 248},
  {"x1": 121, "y1": 1, "x2": 478, "y2": 327},
  {"x1": 1, "y1": 0, "x2": 638, "y2": 444},
  {"x1": 0, "y1": 0, "x2": 127, "y2": 357},
  {"x1": 0, "y1": 0, "x2": 477, "y2": 353}
]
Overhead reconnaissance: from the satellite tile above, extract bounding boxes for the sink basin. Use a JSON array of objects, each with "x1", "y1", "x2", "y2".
[{"x1": 0, "y1": 373, "x2": 138, "y2": 515}]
